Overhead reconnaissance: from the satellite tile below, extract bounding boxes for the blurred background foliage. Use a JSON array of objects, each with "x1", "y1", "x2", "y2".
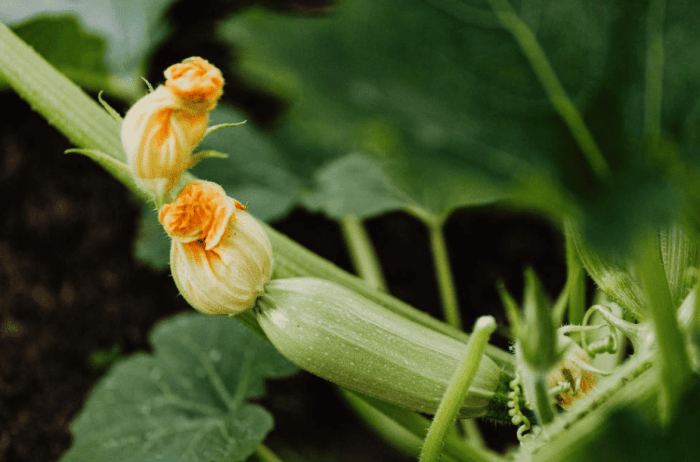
[{"x1": 3, "y1": 0, "x2": 700, "y2": 261}]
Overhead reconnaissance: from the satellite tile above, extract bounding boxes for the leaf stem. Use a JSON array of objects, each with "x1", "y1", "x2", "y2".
[
  {"x1": 255, "y1": 444, "x2": 284, "y2": 462},
  {"x1": 564, "y1": 221, "x2": 586, "y2": 326},
  {"x1": 486, "y1": 0, "x2": 611, "y2": 180},
  {"x1": 644, "y1": 0, "x2": 666, "y2": 154},
  {"x1": 340, "y1": 214, "x2": 388, "y2": 292},
  {"x1": 344, "y1": 390, "x2": 500, "y2": 462},
  {"x1": 420, "y1": 317, "x2": 499, "y2": 462},
  {"x1": 635, "y1": 229, "x2": 691, "y2": 423},
  {"x1": 428, "y1": 218, "x2": 463, "y2": 330}
]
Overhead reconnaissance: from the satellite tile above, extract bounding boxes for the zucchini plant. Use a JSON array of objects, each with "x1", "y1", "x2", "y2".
[{"x1": 1, "y1": 0, "x2": 699, "y2": 460}]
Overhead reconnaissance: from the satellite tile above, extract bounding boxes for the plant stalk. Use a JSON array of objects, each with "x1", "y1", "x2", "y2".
[
  {"x1": 340, "y1": 214, "x2": 388, "y2": 292},
  {"x1": 420, "y1": 317, "x2": 500, "y2": 462},
  {"x1": 429, "y1": 219, "x2": 463, "y2": 330},
  {"x1": 635, "y1": 229, "x2": 691, "y2": 423}
]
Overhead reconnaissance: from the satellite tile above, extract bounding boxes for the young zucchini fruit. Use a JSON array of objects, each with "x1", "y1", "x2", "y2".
[{"x1": 255, "y1": 277, "x2": 513, "y2": 419}]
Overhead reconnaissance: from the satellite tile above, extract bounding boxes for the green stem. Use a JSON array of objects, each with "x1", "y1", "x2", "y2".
[
  {"x1": 532, "y1": 375, "x2": 555, "y2": 425},
  {"x1": 635, "y1": 229, "x2": 691, "y2": 423},
  {"x1": 428, "y1": 218, "x2": 463, "y2": 330},
  {"x1": 565, "y1": 221, "x2": 586, "y2": 326},
  {"x1": 644, "y1": 0, "x2": 666, "y2": 154},
  {"x1": 420, "y1": 317, "x2": 499, "y2": 462},
  {"x1": 345, "y1": 391, "x2": 501, "y2": 462},
  {"x1": 486, "y1": 0, "x2": 610, "y2": 180},
  {"x1": 255, "y1": 444, "x2": 284, "y2": 462},
  {"x1": 340, "y1": 214, "x2": 388, "y2": 292}
]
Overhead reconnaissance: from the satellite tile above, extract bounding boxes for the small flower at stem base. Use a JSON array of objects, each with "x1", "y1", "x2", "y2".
[{"x1": 159, "y1": 181, "x2": 273, "y2": 315}]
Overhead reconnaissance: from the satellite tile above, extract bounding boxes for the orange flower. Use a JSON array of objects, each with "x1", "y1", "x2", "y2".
[
  {"x1": 159, "y1": 181, "x2": 273, "y2": 315},
  {"x1": 121, "y1": 57, "x2": 224, "y2": 194},
  {"x1": 165, "y1": 57, "x2": 224, "y2": 114},
  {"x1": 121, "y1": 86, "x2": 208, "y2": 189},
  {"x1": 548, "y1": 342, "x2": 598, "y2": 408}
]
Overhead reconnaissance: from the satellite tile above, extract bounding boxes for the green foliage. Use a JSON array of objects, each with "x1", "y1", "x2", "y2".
[
  {"x1": 134, "y1": 202, "x2": 170, "y2": 270},
  {"x1": 573, "y1": 378, "x2": 700, "y2": 462},
  {"x1": 9, "y1": 16, "x2": 109, "y2": 92},
  {"x1": 219, "y1": 0, "x2": 615, "y2": 218},
  {"x1": 220, "y1": 0, "x2": 700, "y2": 251},
  {"x1": 302, "y1": 152, "x2": 411, "y2": 219},
  {"x1": 193, "y1": 105, "x2": 302, "y2": 222},
  {"x1": 60, "y1": 314, "x2": 297, "y2": 462},
  {"x1": 1, "y1": 0, "x2": 176, "y2": 98}
]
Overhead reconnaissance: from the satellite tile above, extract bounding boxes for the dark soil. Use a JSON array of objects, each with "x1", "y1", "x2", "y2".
[{"x1": 0, "y1": 1, "x2": 568, "y2": 461}]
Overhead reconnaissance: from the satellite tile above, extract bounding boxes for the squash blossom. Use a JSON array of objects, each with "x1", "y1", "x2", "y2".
[
  {"x1": 549, "y1": 341, "x2": 598, "y2": 408},
  {"x1": 159, "y1": 180, "x2": 273, "y2": 315},
  {"x1": 121, "y1": 57, "x2": 224, "y2": 193}
]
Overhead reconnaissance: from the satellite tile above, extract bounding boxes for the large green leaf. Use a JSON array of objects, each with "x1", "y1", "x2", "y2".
[
  {"x1": 220, "y1": 0, "x2": 700, "y2": 247},
  {"x1": 59, "y1": 313, "x2": 297, "y2": 462},
  {"x1": 219, "y1": 0, "x2": 619, "y2": 218}
]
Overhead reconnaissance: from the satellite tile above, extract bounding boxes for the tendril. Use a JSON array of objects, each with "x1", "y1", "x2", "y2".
[{"x1": 508, "y1": 372, "x2": 534, "y2": 442}]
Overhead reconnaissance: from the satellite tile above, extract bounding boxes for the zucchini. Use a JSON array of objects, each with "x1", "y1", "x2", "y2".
[{"x1": 255, "y1": 277, "x2": 510, "y2": 418}]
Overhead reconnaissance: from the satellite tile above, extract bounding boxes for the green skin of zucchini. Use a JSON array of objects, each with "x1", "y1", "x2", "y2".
[{"x1": 255, "y1": 277, "x2": 515, "y2": 421}]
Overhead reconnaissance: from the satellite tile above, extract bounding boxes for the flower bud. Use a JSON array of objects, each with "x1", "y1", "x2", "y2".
[
  {"x1": 121, "y1": 86, "x2": 209, "y2": 188},
  {"x1": 159, "y1": 181, "x2": 273, "y2": 315},
  {"x1": 164, "y1": 57, "x2": 224, "y2": 115}
]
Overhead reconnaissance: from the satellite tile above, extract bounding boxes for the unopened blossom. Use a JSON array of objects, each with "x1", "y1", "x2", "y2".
[
  {"x1": 121, "y1": 57, "x2": 224, "y2": 193},
  {"x1": 121, "y1": 86, "x2": 208, "y2": 187},
  {"x1": 165, "y1": 57, "x2": 224, "y2": 114},
  {"x1": 159, "y1": 181, "x2": 273, "y2": 315}
]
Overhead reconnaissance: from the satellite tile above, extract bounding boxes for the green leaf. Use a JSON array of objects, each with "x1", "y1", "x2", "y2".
[
  {"x1": 301, "y1": 152, "x2": 411, "y2": 219},
  {"x1": 1, "y1": 0, "x2": 175, "y2": 95},
  {"x1": 220, "y1": 0, "x2": 700, "y2": 253},
  {"x1": 219, "y1": 0, "x2": 619, "y2": 217},
  {"x1": 194, "y1": 105, "x2": 302, "y2": 222},
  {"x1": 134, "y1": 202, "x2": 170, "y2": 271},
  {"x1": 571, "y1": 378, "x2": 700, "y2": 462},
  {"x1": 6, "y1": 16, "x2": 110, "y2": 93},
  {"x1": 60, "y1": 313, "x2": 297, "y2": 462}
]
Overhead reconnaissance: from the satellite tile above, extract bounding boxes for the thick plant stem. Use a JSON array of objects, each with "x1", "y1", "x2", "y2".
[
  {"x1": 429, "y1": 219, "x2": 463, "y2": 330},
  {"x1": 635, "y1": 229, "x2": 691, "y2": 423},
  {"x1": 644, "y1": 0, "x2": 666, "y2": 154},
  {"x1": 486, "y1": 0, "x2": 610, "y2": 180},
  {"x1": 420, "y1": 317, "x2": 500, "y2": 462},
  {"x1": 340, "y1": 214, "x2": 388, "y2": 292},
  {"x1": 255, "y1": 444, "x2": 284, "y2": 462}
]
